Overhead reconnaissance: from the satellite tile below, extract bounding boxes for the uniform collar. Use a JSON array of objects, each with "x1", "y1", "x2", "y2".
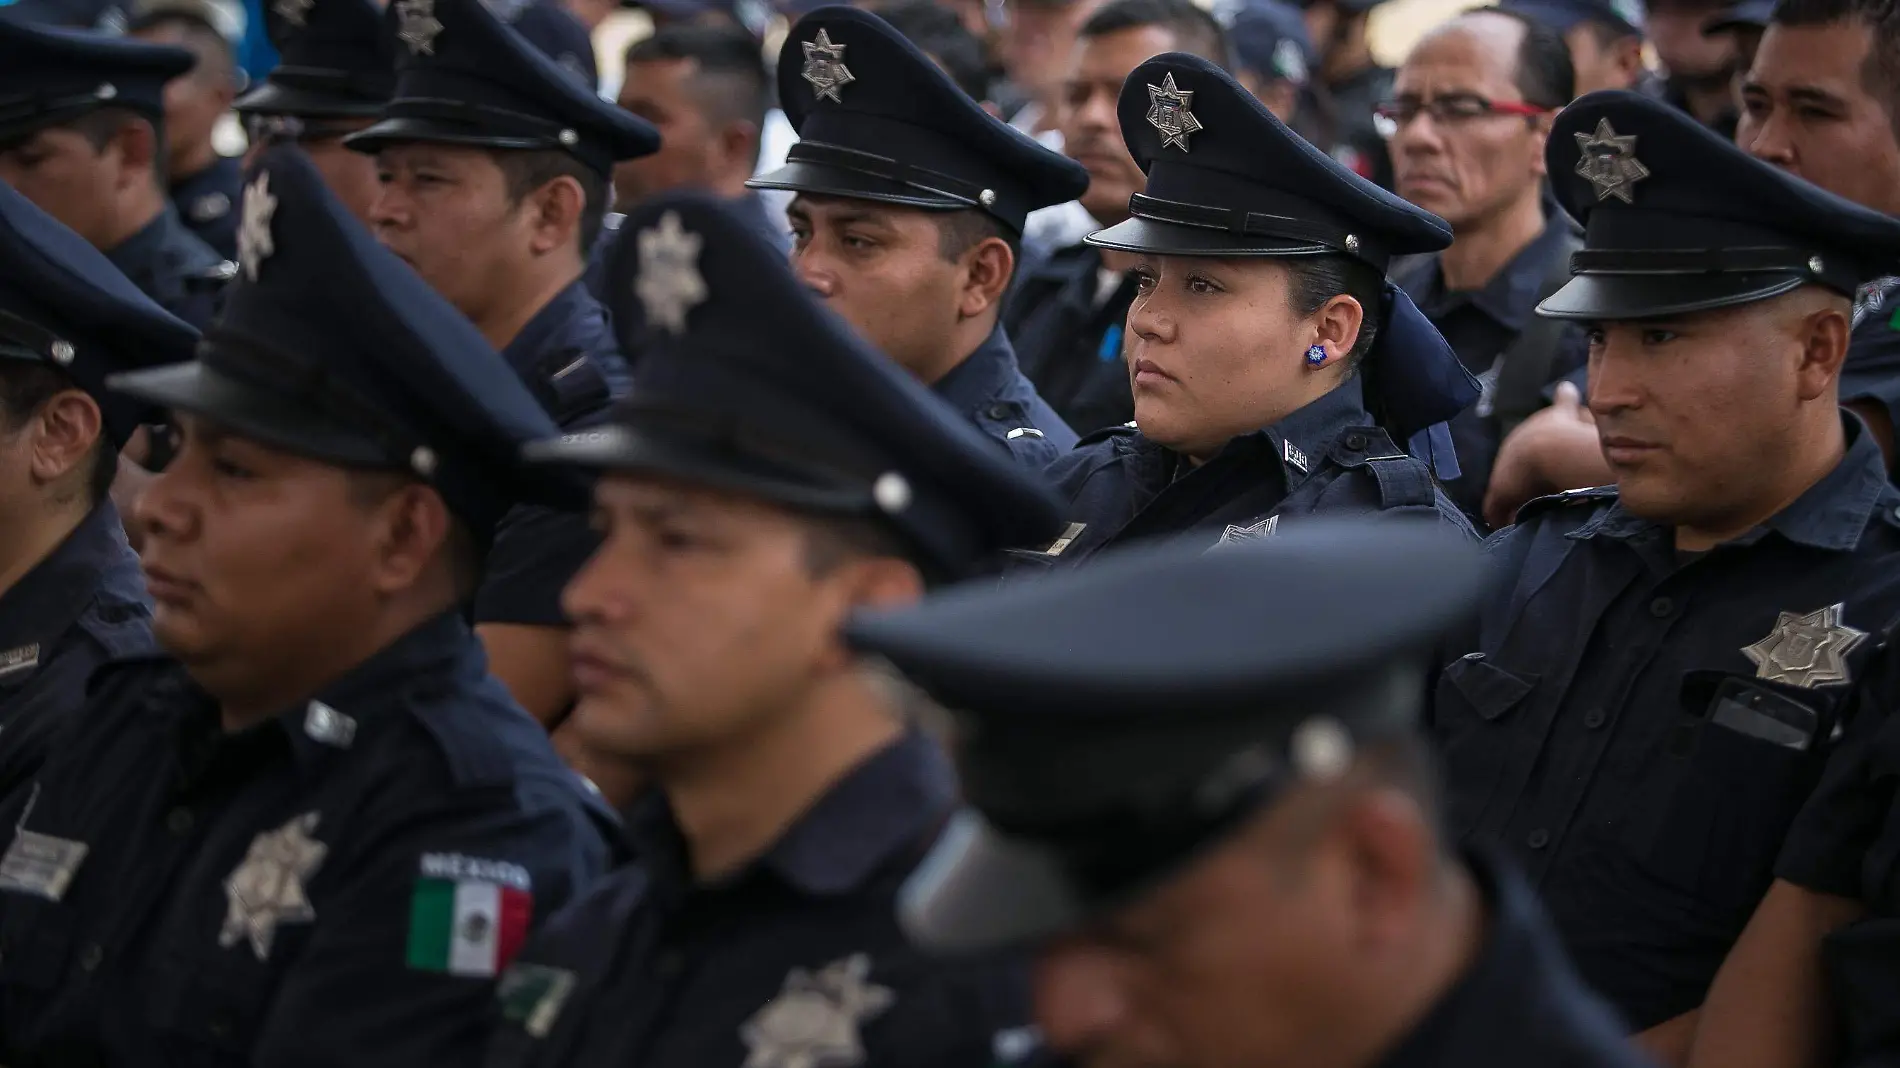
[
  {"x1": 0, "y1": 502, "x2": 139, "y2": 660},
  {"x1": 1406, "y1": 212, "x2": 1571, "y2": 335},
  {"x1": 1575, "y1": 414, "x2": 1892, "y2": 552},
  {"x1": 500, "y1": 278, "x2": 598, "y2": 377},
  {"x1": 932, "y1": 325, "x2": 1020, "y2": 417},
  {"x1": 627, "y1": 730, "x2": 958, "y2": 898},
  {"x1": 1259, "y1": 376, "x2": 1375, "y2": 475},
  {"x1": 104, "y1": 204, "x2": 181, "y2": 280}
]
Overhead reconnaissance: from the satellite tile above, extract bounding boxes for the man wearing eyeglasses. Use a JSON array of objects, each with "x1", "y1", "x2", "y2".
[
  {"x1": 231, "y1": 0, "x2": 396, "y2": 226},
  {"x1": 1386, "y1": 8, "x2": 1585, "y2": 526}
]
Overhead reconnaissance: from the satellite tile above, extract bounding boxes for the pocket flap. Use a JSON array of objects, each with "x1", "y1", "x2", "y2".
[{"x1": 1443, "y1": 654, "x2": 1540, "y2": 722}]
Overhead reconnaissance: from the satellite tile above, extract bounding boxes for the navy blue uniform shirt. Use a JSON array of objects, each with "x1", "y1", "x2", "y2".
[
  {"x1": 1376, "y1": 850, "x2": 1652, "y2": 1068},
  {"x1": 474, "y1": 280, "x2": 631, "y2": 630},
  {"x1": 934, "y1": 325, "x2": 1077, "y2": 468},
  {"x1": 1024, "y1": 376, "x2": 1476, "y2": 570},
  {"x1": 1840, "y1": 277, "x2": 1900, "y2": 473},
  {"x1": 1003, "y1": 242, "x2": 1139, "y2": 440},
  {"x1": 0, "y1": 612, "x2": 615, "y2": 1067},
  {"x1": 1432, "y1": 417, "x2": 1900, "y2": 1031},
  {"x1": 1397, "y1": 214, "x2": 1588, "y2": 522},
  {"x1": 104, "y1": 203, "x2": 231, "y2": 332},
  {"x1": 483, "y1": 730, "x2": 1035, "y2": 1068},
  {"x1": 170, "y1": 155, "x2": 243, "y2": 261},
  {"x1": 0, "y1": 502, "x2": 151, "y2": 800}
]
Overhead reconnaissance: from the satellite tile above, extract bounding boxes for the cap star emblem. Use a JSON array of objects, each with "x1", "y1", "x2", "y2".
[
  {"x1": 635, "y1": 211, "x2": 707, "y2": 335},
  {"x1": 1146, "y1": 73, "x2": 1203, "y2": 152},
  {"x1": 219, "y1": 812, "x2": 327, "y2": 962},
  {"x1": 1573, "y1": 118, "x2": 1649, "y2": 204},
  {"x1": 740, "y1": 954, "x2": 894, "y2": 1068},
  {"x1": 237, "y1": 171, "x2": 277, "y2": 282},
  {"x1": 1742, "y1": 602, "x2": 1867, "y2": 688},
  {"x1": 271, "y1": 0, "x2": 313, "y2": 27},
  {"x1": 395, "y1": 0, "x2": 444, "y2": 55},
  {"x1": 800, "y1": 29, "x2": 854, "y2": 103}
]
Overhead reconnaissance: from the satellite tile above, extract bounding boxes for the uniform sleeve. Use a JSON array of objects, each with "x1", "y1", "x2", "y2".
[
  {"x1": 248, "y1": 794, "x2": 611, "y2": 1067},
  {"x1": 472, "y1": 504, "x2": 601, "y2": 628}
]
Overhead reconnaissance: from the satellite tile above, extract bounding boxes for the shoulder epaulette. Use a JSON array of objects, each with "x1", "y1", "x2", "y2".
[
  {"x1": 1075, "y1": 420, "x2": 1140, "y2": 448},
  {"x1": 1512, "y1": 484, "x2": 1618, "y2": 525}
]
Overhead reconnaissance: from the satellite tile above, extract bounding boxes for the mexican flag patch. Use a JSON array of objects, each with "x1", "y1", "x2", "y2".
[{"x1": 405, "y1": 852, "x2": 533, "y2": 978}]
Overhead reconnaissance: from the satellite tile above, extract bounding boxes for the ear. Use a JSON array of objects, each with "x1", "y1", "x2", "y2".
[
  {"x1": 1796, "y1": 301, "x2": 1853, "y2": 402},
  {"x1": 523, "y1": 174, "x2": 588, "y2": 256},
  {"x1": 363, "y1": 481, "x2": 455, "y2": 597},
  {"x1": 1306, "y1": 292, "x2": 1366, "y2": 369},
  {"x1": 955, "y1": 235, "x2": 1015, "y2": 319},
  {"x1": 717, "y1": 118, "x2": 759, "y2": 174},
  {"x1": 28, "y1": 390, "x2": 104, "y2": 496},
  {"x1": 110, "y1": 119, "x2": 160, "y2": 194},
  {"x1": 1337, "y1": 788, "x2": 1439, "y2": 955},
  {"x1": 1261, "y1": 82, "x2": 1301, "y2": 124},
  {"x1": 1615, "y1": 36, "x2": 1646, "y2": 80},
  {"x1": 1526, "y1": 112, "x2": 1552, "y2": 179},
  {"x1": 809, "y1": 555, "x2": 925, "y2": 674}
]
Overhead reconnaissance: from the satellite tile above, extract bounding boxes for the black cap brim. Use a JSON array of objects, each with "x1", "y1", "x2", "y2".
[
  {"x1": 523, "y1": 423, "x2": 873, "y2": 515},
  {"x1": 898, "y1": 810, "x2": 1087, "y2": 955},
  {"x1": 1538, "y1": 271, "x2": 1812, "y2": 320},
  {"x1": 343, "y1": 117, "x2": 551, "y2": 157},
  {"x1": 108, "y1": 362, "x2": 397, "y2": 470},
  {"x1": 233, "y1": 81, "x2": 386, "y2": 119},
  {"x1": 1086, "y1": 215, "x2": 1333, "y2": 258},
  {"x1": 747, "y1": 159, "x2": 970, "y2": 213}
]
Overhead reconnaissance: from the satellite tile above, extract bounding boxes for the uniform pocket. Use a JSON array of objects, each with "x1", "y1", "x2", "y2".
[
  {"x1": 144, "y1": 951, "x2": 277, "y2": 1065},
  {"x1": 1431, "y1": 653, "x2": 1541, "y2": 837},
  {"x1": 0, "y1": 896, "x2": 74, "y2": 991}
]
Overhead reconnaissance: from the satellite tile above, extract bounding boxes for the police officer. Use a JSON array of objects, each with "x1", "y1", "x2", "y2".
[
  {"x1": 232, "y1": 0, "x2": 397, "y2": 225},
  {"x1": 0, "y1": 182, "x2": 198, "y2": 794},
  {"x1": 346, "y1": 0, "x2": 659, "y2": 726},
  {"x1": 481, "y1": 190, "x2": 1066, "y2": 1066},
  {"x1": 1026, "y1": 52, "x2": 1476, "y2": 570},
  {"x1": 1431, "y1": 90, "x2": 1900, "y2": 1061},
  {"x1": 749, "y1": 6, "x2": 1084, "y2": 467},
  {"x1": 128, "y1": 0, "x2": 246, "y2": 261},
  {"x1": 501, "y1": 0, "x2": 601, "y2": 91},
  {"x1": 846, "y1": 523, "x2": 1651, "y2": 1068},
  {"x1": 1298, "y1": 0, "x2": 1393, "y2": 186},
  {"x1": 0, "y1": 144, "x2": 614, "y2": 1066},
  {"x1": 0, "y1": 16, "x2": 232, "y2": 332}
]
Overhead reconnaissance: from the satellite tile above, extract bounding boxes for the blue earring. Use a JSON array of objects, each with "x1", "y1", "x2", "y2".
[{"x1": 1306, "y1": 344, "x2": 1327, "y2": 366}]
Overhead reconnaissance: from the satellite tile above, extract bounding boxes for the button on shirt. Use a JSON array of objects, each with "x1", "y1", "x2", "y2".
[
  {"x1": 484, "y1": 731, "x2": 1035, "y2": 1068},
  {"x1": 0, "y1": 612, "x2": 616, "y2": 1066},
  {"x1": 1027, "y1": 376, "x2": 1477, "y2": 570},
  {"x1": 933, "y1": 325, "x2": 1078, "y2": 468},
  {"x1": 1376, "y1": 850, "x2": 1650, "y2": 1068},
  {"x1": 104, "y1": 204, "x2": 230, "y2": 333},
  {"x1": 1431, "y1": 418, "x2": 1900, "y2": 1030},
  {"x1": 1003, "y1": 242, "x2": 1139, "y2": 439},
  {"x1": 475, "y1": 281, "x2": 632, "y2": 630},
  {"x1": 0, "y1": 502, "x2": 152, "y2": 800},
  {"x1": 170, "y1": 155, "x2": 244, "y2": 262},
  {"x1": 1396, "y1": 217, "x2": 1589, "y2": 521}
]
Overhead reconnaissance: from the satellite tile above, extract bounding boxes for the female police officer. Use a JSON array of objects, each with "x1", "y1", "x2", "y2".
[{"x1": 1025, "y1": 52, "x2": 1480, "y2": 567}]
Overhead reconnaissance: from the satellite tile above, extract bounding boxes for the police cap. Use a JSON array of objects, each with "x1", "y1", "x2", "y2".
[
  {"x1": 1539, "y1": 90, "x2": 1900, "y2": 321},
  {"x1": 109, "y1": 145, "x2": 585, "y2": 541},
  {"x1": 522, "y1": 190, "x2": 1068, "y2": 579},
  {"x1": 345, "y1": 0, "x2": 657, "y2": 175},
  {"x1": 0, "y1": 182, "x2": 199, "y2": 447},
  {"x1": 748, "y1": 5, "x2": 1089, "y2": 234},
  {"x1": 845, "y1": 522, "x2": 1482, "y2": 953},
  {"x1": 234, "y1": 0, "x2": 398, "y2": 120},
  {"x1": 0, "y1": 17, "x2": 192, "y2": 143}
]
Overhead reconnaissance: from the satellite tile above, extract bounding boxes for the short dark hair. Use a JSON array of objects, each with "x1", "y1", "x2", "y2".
[
  {"x1": 871, "y1": 0, "x2": 993, "y2": 101},
  {"x1": 801, "y1": 511, "x2": 942, "y2": 586},
  {"x1": 128, "y1": 11, "x2": 237, "y2": 87},
  {"x1": 70, "y1": 106, "x2": 170, "y2": 187},
  {"x1": 1286, "y1": 253, "x2": 1384, "y2": 368},
  {"x1": 624, "y1": 23, "x2": 771, "y2": 164},
  {"x1": 491, "y1": 148, "x2": 609, "y2": 253},
  {"x1": 934, "y1": 208, "x2": 1021, "y2": 278},
  {"x1": 1080, "y1": 0, "x2": 1232, "y2": 68},
  {"x1": 0, "y1": 363, "x2": 114, "y2": 507},
  {"x1": 1476, "y1": 8, "x2": 1576, "y2": 108},
  {"x1": 1771, "y1": 0, "x2": 1900, "y2": 128}
]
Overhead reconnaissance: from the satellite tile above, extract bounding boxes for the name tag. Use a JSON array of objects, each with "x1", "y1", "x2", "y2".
[{"x1": 0, "y1": 829, "x2": 89, "y2": 901}]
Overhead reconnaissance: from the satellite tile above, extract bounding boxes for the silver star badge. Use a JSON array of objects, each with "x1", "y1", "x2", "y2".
[
  {"x1": 237, "y1": 171, "x2": 277, "y2": 282},
  {"x1": 395, "y1": 0, "x2": 444, "y2": 55},
  {"x1": 1573, "y1": 118, "x2": 1650, "y2": 204},
  {"x1": 635, "y1": 211, "x2": 707, "y2": 335},
  {"x1": 741, "y1": 954, "x2": 895, "y2": 1068},
  {"x1": 801, "y1": 29, "x2": 854, "y2": 103},
  {"x1": 219, "y1": 811, "x2": 327, "y2": 962},
  {"x1": 1215, "y1": 514, "x2": 1278, "y2": 546},
  {"x1": 1146, "y1": 73, "x2": 1203, "y2": 152},
  {"x1": 1741, "y1": 602, "x2": 1867, "y2": 688},
  {"x1": 271, "y1": 0, "x2": 313, "y2": 28}
]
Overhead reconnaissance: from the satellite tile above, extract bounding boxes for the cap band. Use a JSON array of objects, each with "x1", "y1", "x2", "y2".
[{"x1": 1128, "y1": 192, "x2": 1389, "y2": 268}]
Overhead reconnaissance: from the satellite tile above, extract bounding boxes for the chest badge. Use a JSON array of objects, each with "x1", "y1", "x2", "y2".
[
  {"x1": 220, "y1": 811, "x2": 327, "y2": 961},
  {"x1": 1215, "y1": 514, "x2": 1279, "y2": 547},
  {"x1": 741, "y1": 953, "x2": 894, "y2": 1068},
  {"x1": 1741, "y1": 602, "x2": 1867, "y2": 689},
  {"x1": 0, "y1": 643, "x2": 40, "y2": 681}
]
